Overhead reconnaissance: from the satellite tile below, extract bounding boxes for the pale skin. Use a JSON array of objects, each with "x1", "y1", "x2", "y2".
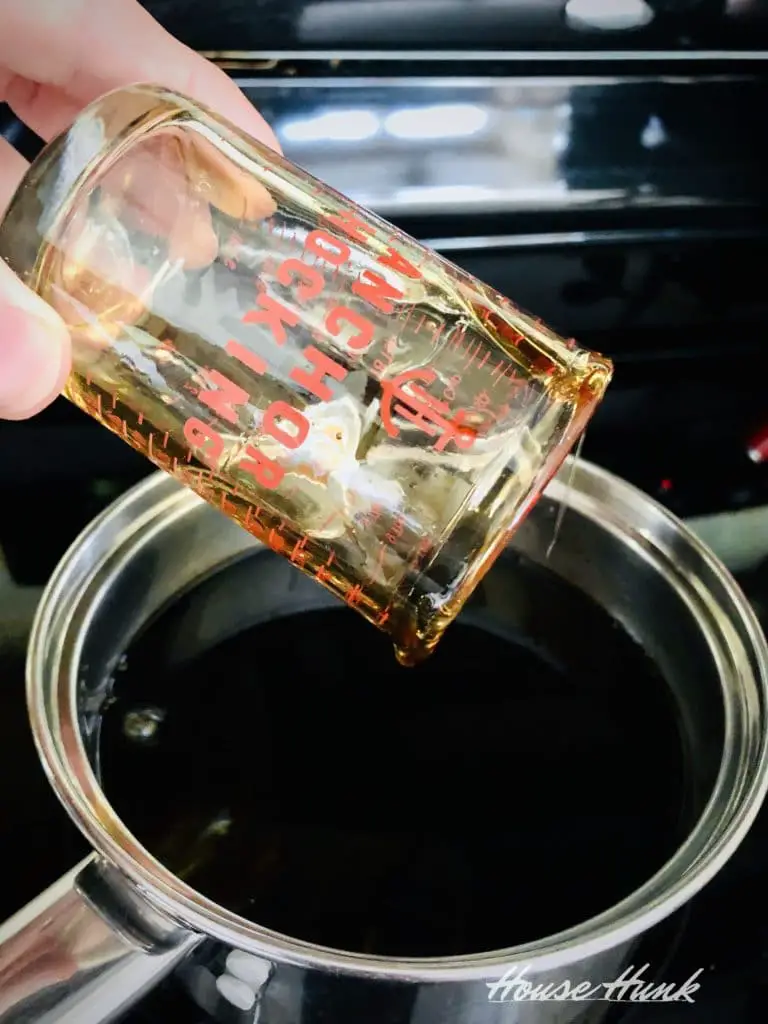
[
  {"x1": 0, "y1": 0, "x2": 280, "y2": 421},
  {"x1": 0, "y1": 2, "x2": 278, "y2": 1005}
]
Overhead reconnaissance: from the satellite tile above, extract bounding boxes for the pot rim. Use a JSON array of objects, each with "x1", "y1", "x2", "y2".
[{"x1": 26, "y1": 462, "x2": 768, "y2": 982}]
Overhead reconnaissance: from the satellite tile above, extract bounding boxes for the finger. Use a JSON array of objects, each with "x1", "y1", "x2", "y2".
[
  {"x1": 0, "y1": 81, "x2": 82, "y2": 147},
  {"x1": 99, "y1": 132, "x2": 220, "y2": 268},
  {"x1": 185, "y1": 132, "x2": 279, "y2": 222},
  {"x1": 0, "y1": 134, "x2": 28, "y2": 216},
  {"x1": 0, "y1": 138, "x2": 70, "y2": 418},
  {"x1": 98, "y1": 127, "x2": 275, "y2": 273},
  {"x1": 0, "y1": 0, "x2": 280, "y2": 151},
  {"x1": 0, "y1": 259, "x2": 71, "y2": 419},
  {"x1": 45, "y1": 203, "x2": 153, "y2": 346},
  {"x1": 101, "y1": 129, "x2": 276, "y2": 229}
]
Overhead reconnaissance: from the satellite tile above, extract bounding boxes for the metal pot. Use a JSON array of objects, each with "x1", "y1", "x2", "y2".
[{"x1": 0, "y1": 459, "x2": 766, "y2": 1024}]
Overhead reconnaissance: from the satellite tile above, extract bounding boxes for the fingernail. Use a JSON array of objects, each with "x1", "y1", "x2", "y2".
[{"x1": 0, "y1": 264, "x2": 70, "y2": 418}]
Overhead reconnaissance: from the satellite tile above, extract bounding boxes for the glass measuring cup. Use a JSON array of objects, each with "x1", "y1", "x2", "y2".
[{"x1": 0, "y1": 85, "x2": 612, "y2": 665}]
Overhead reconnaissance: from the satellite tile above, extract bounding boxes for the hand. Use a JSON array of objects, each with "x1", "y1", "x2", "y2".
[{"x1": 0, "y1": 0, "x2": 279, "y2": 421}]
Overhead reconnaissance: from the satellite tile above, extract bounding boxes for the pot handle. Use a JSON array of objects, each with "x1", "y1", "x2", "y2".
[{"x1": 0, "y1": 853, "x2": 201, "y2": 1023}]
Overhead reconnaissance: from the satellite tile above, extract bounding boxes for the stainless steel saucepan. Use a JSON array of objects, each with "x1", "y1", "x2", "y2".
[{"x1": 0, "y1": 459, "x2": 766, "y2": 1024}]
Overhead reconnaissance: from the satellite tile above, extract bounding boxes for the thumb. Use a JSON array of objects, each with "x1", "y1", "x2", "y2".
[{"x1": 0, "y1": 260, "x2": 71, "y2": 420}]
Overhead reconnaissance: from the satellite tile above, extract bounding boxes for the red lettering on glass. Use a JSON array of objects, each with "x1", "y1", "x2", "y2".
[
  {"x1": 290, "y1": 345, "x2": 348, "y2": 401},
  {"x1": 240, "y1": 445, "x2": 284, "y2": 490},
  {"x1": 263, "y1": 401, "x2": 309, "y2": 450},
  {"x1": 183, "y1": 417, "x2": 225, "y2": 465},
  {"x1": 325, "y1": 305, "x2": 375, "y2": 352},
  {"x1": 351, "y1": 269, "x2": 403, "y2": 314},
  {"x1": 276, "y1": 258, "x2": 324, "y2": 300},
  {"x1": 380, "y1": 369, "x2": 475, "y2": 452},
  {"x1": 225, "y1": 339, "x2": 267, "y2": 375},
  {"x1": 242, "y1": 293, "x2": 299, "y2": 345},
  {"x1": 304, "y1": 230, "x2": 351, "y2": 267},
  {"x1": 377, "y1": 246, "x2": 421, "y2": 280},
  {"x1": 198, "y1": 370, "x2": 248, "y2": 425},
  {"x1": 325, "y1": 210, "x2": 374, "y2": 245}
]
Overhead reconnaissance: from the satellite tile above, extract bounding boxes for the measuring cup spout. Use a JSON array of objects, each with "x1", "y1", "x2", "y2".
[{"x1": 0, "y1": 855, "x2": 199, "y2": 1024}]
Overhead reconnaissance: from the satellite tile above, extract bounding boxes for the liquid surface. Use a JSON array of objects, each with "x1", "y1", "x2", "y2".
[{"x1": 97, "y1": 551, "x2": 690, "y2": 958}]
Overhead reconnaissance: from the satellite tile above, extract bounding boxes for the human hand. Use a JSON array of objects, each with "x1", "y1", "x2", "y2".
[{"x1": 0, "y1": 0, "x2": 279, "y2": 421}]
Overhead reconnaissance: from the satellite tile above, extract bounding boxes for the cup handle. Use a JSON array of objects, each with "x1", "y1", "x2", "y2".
[{"x1": 0, "y1": 853, "x2": 201, "y2": 1023}]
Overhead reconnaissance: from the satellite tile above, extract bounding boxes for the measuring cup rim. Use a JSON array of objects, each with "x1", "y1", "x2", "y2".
[{"x1": 25, "y1": 464, "x2": 768, "y2": 982}]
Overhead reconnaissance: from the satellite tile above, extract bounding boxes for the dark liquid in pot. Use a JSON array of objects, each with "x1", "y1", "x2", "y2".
[{"x1": 97, "y1": 550, "x2": 692, "y2": 958}]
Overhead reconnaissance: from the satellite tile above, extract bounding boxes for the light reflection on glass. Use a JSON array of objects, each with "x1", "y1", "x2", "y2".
[
  {"x1": 244, "y1": 76, "x2": 761, "y2": 216},
  {"x1": 384, "y1": 103, "x2": 490, "y2": 140},
  {"x1": 564, "y1": 0, "x2": 654, "y2": 31},
  {"x1": 281, "y1": 109, "x2": 381, "y2": 143},
  {"x1": 270, "y1": 87, "x2": 565, "y2": 213},
  {"x1": 641, "y1": 115, "x2": 667, "y2": 150}
]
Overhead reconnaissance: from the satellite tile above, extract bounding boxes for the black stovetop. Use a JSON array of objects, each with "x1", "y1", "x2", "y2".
[{"x1": 2, "y1": 9, "x2": 768, "y2": 1017}]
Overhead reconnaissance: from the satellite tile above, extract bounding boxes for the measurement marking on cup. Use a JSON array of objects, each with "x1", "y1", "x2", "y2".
[
  {"x1": 385, "y1": 515, "x2": 406, "y2": 545},
  {"x1": 269, "y1": 523, "x2": 286, "y2": 550},
  {"x1": 179, "y1": 213, "x2": 477, "y2": 498},
  {"x1": 465, "y1": 342, "x2": 481, "y2": 367},
  {"x1": 491, "y1": 361, "x2": 509, "y2": 387},
  {"x1": 319, "y1": 510, "x2": 340, "y2": 533},
  {"x1": 315, "y1": 550, "x2": 336, "y2": 584},
  {"x1": 269, "y1": 525, "x2": 285, "y2": 551},
  {"x1": 291, "y1": 537, "x2": 308, "y2": 565},
  {"x1": 244, "y1": 505, "x2": 262, "y2": 528}
]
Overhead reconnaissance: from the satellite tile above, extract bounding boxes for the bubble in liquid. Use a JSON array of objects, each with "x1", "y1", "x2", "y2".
[{"x1": 122, "y1": 705, "x2": 166, "y2": 742}]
